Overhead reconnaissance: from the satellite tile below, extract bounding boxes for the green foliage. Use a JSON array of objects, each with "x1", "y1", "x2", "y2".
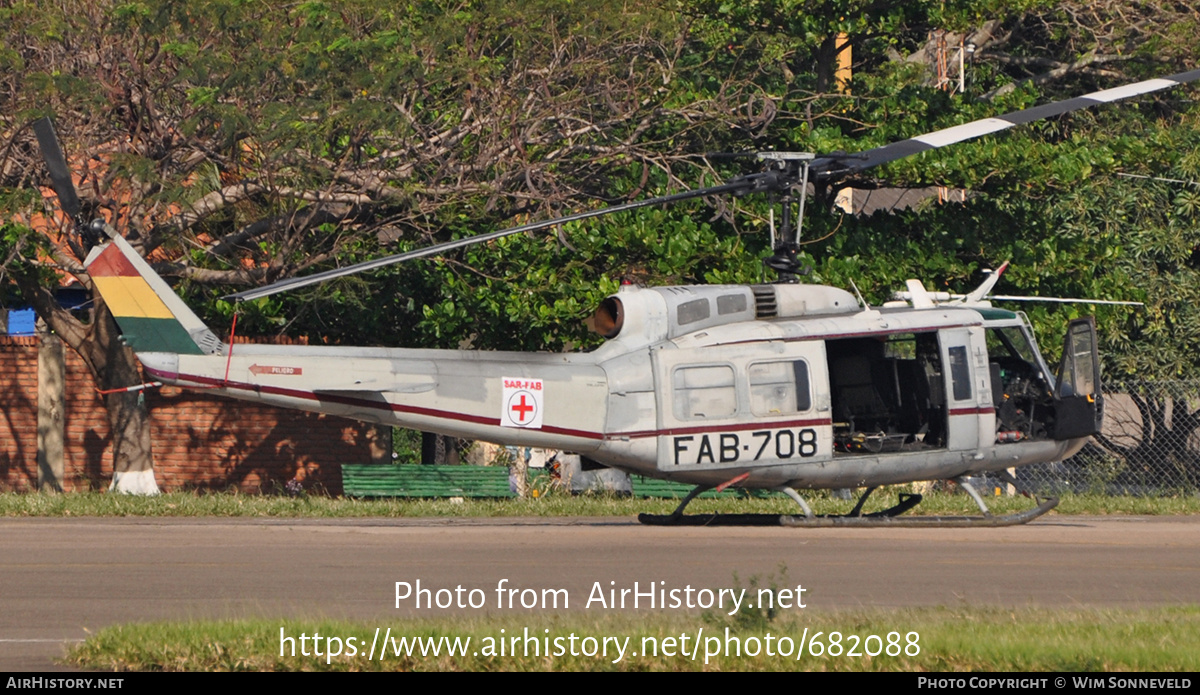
[
  {"x1": 391, "y1": 428, "x2": 423, "y2": 464},
  {"x1": 3, "y1": 0, "x2": 1200, "y2": 382},
  {"x1": 0, "y1": 223, "x2": 63, "y2": 290}
]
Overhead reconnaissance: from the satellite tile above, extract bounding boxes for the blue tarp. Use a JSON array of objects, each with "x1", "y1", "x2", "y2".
[{"x1": 6, "y1": 308, "x2": 36, "y2": 336}]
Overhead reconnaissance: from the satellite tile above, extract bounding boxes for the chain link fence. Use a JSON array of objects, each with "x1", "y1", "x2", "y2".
[{"x1": 1019, "y1": 380, "x2": 1200, "y2": 495}]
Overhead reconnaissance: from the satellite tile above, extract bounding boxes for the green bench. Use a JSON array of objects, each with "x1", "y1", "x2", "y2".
[
  {"x1": 342, "y1": 464, "x2": 774, "y2": 499},
  {"x1": 342, "y1": 464, "x2": 516, "y2": 498}
]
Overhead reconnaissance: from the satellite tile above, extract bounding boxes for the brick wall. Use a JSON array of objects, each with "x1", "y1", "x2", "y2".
[
  {"x1": 0, "y1": 336, "x2": 376, "y2": 494},
  {"x1": 0, "y1": 337, "x2": 40, "y2": 490}
]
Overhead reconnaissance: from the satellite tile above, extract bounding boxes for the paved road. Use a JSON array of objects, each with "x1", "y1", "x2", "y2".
[{"x1": 3, "y1": 515, "x2": 1198, "y2": 670}]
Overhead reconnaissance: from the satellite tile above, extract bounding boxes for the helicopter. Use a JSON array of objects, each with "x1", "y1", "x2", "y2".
[{"x1": 41, "y1": 67, "x2": 1200, "y2": 526}]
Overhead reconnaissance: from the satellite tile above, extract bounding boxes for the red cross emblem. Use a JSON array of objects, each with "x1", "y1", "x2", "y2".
[{"x1": 506, "y1": 390, "x2": 538, "y2": 425}]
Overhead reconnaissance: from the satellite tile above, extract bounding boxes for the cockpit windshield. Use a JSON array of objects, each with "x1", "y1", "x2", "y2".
[{"x1": 986, "y1": 326, "x2": 1037, "y2": 364}]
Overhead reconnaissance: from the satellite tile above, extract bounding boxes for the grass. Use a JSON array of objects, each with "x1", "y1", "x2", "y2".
[
  {"x1": 26, "y1": 486, "x2": 1195, "y2": 672},
  {"x1": 64, "y1": 607, "x2": 1200, "y2": 671},
  {"x1": 1, "y1": 487, "x2": 1198, "y2": 518}
]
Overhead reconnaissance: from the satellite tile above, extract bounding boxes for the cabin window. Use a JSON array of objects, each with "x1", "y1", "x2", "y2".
[
  {"x1": 947, "y1": 346, "x2": 972, "y2": 400},
  {"x1": 673, "y1": 365, "x2": 736, "y2": 420},
  {"x1": 676, "y1": 299, "x2": 711, "y2": 325},
  {"x1": 748, "y1": 360, "x2": 811, "y2": 415},
  {"x1": 717, "y1": 294, "x2": 747, "y2": 315}
]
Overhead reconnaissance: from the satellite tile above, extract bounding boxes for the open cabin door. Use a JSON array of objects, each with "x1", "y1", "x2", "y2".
[{"x1": 1053, "y1": 317, "x2": 1103, "y2": 440}]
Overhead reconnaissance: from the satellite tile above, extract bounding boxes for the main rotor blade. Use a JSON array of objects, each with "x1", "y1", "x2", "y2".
[
  {"x1": 989, "y1": 295, "x2": 1143, "y2": 307},
  {"x1": 31, "y1": 117, "x2": 82, "y2": 221},
  {"x1": 228, "y1": 68, "x2": 1200, "y2": 301},
  {"x1": 226, "y1": 179, "x2": 751, "y2": 302},
  {"x1": 811, "y1": 68, "x2": 1200, "y2": 177}
]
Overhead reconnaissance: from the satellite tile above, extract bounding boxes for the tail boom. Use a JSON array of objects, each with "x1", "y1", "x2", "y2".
[
  {"x1": 137, "y1": 348, "x2": 610, "y2": 452},
  {"x1": 84, "y1": 230, "x2": 611, "y2": 453}
]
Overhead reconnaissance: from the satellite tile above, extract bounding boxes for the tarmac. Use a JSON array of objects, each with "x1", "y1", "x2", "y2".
[{"x1": 2, "y1": 514, "x2": 1197, "y2": 670}]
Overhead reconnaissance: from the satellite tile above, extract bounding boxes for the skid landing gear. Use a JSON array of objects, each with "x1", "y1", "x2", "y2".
[{"x1": 637, "y1": 481, "x2": 1058, "y2": 527}]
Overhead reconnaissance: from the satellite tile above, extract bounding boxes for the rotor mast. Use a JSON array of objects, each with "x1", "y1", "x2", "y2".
[{"x1": 755, "y1": 152, "x2": 815, "y2": 284}]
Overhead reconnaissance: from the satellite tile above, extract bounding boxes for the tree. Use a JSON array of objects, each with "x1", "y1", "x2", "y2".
[
  {"x1": 2, "y1": 0, "x2": 1198, "y2": 493},
  {"x1": 1, "y1": 222, "x2": 158, "y2": 492},
  {"x1": 0, "y1": 0, "x2": 774, "y2": 486},
  {"x1": 696, "y1": 0, "x2": 1200, "y2": 380}
]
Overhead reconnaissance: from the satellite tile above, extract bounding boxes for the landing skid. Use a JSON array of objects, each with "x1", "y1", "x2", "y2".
[
  {"x1": 639, "y1": 491, "x2": 921, "y2": 526},
  {"x1": 637, "y1": 486, "x2": 1059, "y2": 528}
]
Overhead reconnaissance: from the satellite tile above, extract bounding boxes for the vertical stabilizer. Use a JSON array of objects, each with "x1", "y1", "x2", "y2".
[
  {"x1": 85, "y1": 233, "x2": 224, "y2": 355},
  {"x1": 965, "y1": 261, "x2": 1010, "y2": 304}
]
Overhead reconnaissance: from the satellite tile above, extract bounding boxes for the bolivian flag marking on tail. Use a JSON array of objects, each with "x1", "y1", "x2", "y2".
[{"x1": 85, "y1": 233, "x2": 223, "y2": 356}]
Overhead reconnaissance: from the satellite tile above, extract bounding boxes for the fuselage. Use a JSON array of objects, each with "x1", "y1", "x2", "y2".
[{"x1": 136, "y1": 283, "x2": 1092, "y2": 491}]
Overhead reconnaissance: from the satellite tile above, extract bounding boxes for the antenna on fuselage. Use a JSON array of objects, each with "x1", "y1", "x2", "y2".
[{"x1": 847, "y1": 277, "x2": 870, "y2": 310}]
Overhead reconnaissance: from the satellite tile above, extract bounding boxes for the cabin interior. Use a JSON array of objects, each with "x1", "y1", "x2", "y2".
[{"x1": 826, "y1": 329, "x2": 1055, "y2": 454}]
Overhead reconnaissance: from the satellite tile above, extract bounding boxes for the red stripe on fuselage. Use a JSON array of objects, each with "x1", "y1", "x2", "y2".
[
  {"x1": 612, "y1": 417, "x2": 833, "y2": 440},
  {"x1": 144, "y1": 366, "x2": 604, "y2": 440},
  {"x1": 145, "y1": 367, "x2": 836, "y2": 443},
  {"x1": 949, "y1": 406, "x2": 995, "y2": 416}
]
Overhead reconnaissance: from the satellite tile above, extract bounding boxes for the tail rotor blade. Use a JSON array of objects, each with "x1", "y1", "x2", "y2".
[{"x1": 31, "y1": 117, "x2": 82, "y2": 222}]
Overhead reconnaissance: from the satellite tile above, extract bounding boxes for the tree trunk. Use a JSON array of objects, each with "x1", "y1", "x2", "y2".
[
  {"x1": 813, "y1": 34, "x2": 840, "y2": 93},
  {"x1": 14, "y1": 269, "x2": 159, "y2": 494},
  {"x1": 100, "y1": 316, "x2": 159, "y2": 494}
]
